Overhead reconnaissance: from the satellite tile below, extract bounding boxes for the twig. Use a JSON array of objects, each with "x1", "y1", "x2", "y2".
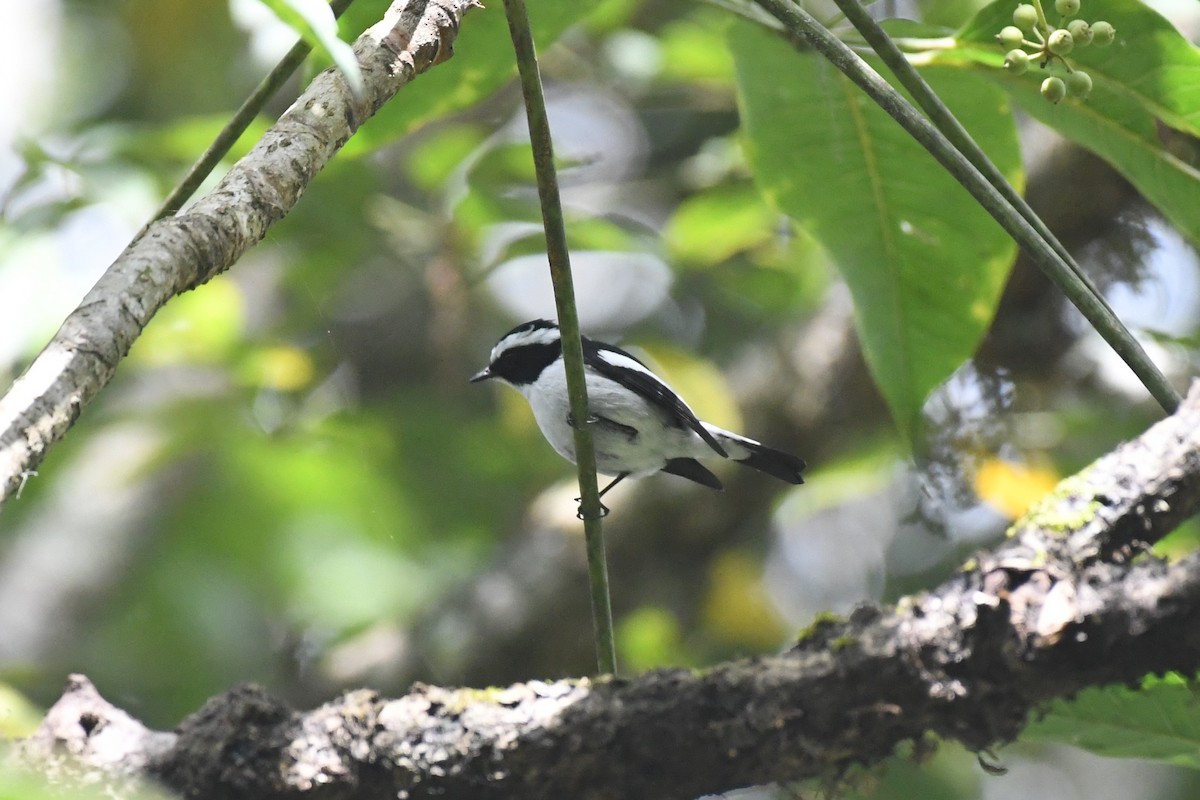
[
  {"x1": 501, "y1": 0, "x2": 617, "y2": 675},
  {"x1": 828, "y1": 0, "x2": 1121, "y2": 356},
  {"x1": 138, "y1": 0, "x2": 357, "y2": 237}
]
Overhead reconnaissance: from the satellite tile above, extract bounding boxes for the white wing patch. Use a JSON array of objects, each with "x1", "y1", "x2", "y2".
[{"x1": 595, "y1": 347, "x2": 664, "y2": 381}]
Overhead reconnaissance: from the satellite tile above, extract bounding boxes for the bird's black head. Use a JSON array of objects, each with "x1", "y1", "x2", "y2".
[{"x1": 470, "y1": 319, "x2": 563, "y2": 386}]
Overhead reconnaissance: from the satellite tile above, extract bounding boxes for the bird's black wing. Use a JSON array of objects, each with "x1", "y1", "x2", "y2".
[{"x1": 582, "y1": 337, "x2": 727, "y2": 457}]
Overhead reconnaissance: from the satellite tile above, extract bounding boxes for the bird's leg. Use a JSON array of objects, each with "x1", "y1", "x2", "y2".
[
  {"x1": 598, "y1": 473, "x2": 628, "y2": 499},
  {"x1": 576, "y1": 472, "x2": 628, "y2": 520}
]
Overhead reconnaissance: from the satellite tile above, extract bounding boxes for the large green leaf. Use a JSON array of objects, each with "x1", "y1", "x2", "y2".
[
  {"x1": 1024, "y1": 673, "x2": 1200, "y2": 768},
  {"x1": 942, "y1": 0, "x2": 1200, "y2": 242},
  {"x1": 729, "y1": 21, "x2": 1020, "y2": 444}
]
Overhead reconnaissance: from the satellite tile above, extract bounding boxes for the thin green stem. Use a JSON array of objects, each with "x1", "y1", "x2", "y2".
[
  {"x1": 830, "y1": 0, "x2": 1108, "y2": 307},
  {"x1": 501, "y1": 0, "x2": 617, "y2": 676},
  {"x1": 751, "y1": 0, "x2": 1180, "y2": 414},
  {"x1": 138, "y1": 0, "x2": 356, "y2": 236},
  {"x1": 1030, "y1": 0, "x2": 1052, "y2": 32}
]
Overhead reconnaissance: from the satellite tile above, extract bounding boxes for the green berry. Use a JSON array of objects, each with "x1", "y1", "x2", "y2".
[
  {"x1": 1054, "y1": 0, "x2": 1080, "y2": 17},
  {"x1": 1067, "y1": 19, "x2": 1093, "y2": 45},
  {"x1": 1047, "y1": 28, "x2": 1074, "y2": 55},
  {"x1": 1004, "y1": 49, "x2": 1031, "y2": 75},
  {"x1": 1091, "y1": 20, "x2": 1116, "y2": 46},
  {"x1": 1065, "y1": 70, "x2": 1093, "y2": 99},
  {"x1": 1013, "y1": 3, "x2": 1039, "y2": 31},
  {"x1": 997, "y1": 26, "x2": 1026, "y2": 49},
  {"x1": 1041, "y1": 76, "x2": 1067, "y2": 104}
]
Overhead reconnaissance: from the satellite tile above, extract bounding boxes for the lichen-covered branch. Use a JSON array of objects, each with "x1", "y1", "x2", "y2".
[
  {"x1": 14, "y1": 383, "x2": 1200, "y2": 799},
  {"x1": 0, "y1": 0, "x2": 482, "y2": 507}
]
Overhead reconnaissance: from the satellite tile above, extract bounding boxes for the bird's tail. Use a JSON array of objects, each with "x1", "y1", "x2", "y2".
[{"x1": 703, "y1": 424, "x2": 806, "y2": 485}]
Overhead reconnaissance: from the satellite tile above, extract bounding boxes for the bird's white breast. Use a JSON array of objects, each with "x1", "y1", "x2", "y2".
[{"x1": 518, "y1": 360, "x2": 713, "y2": 477}]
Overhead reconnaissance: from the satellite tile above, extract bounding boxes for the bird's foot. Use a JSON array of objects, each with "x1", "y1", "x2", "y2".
[
  {"x1": 575, "y1": 498, "x2": 610, "y2": 520},
  {"x1": 566, "y1": 412, "x2": 601, "y2": 430}
]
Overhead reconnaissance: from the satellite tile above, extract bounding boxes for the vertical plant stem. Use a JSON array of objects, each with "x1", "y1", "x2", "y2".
[
  {"x1": 751, "y1": 0, "x2": 1180, "y2": 414},
  {"x1": 139, "y1": 0, "x2": 357, "y2": 235},
  {"x1": 501, "y1": 0, "x2": 617, "y2": 675}
]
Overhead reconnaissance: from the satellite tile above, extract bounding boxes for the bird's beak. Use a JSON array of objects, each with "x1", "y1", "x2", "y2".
[{"x1": 469, "y1": 366, "x2": 493, "y2": 383}]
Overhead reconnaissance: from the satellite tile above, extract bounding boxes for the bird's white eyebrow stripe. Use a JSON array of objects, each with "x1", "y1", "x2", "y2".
[
  {"x1": 510, "y1": 327, "x2": 561, "y2": 347},
  {"x1": 491, "y1": 326, "x2": 561, "y2": 360}
]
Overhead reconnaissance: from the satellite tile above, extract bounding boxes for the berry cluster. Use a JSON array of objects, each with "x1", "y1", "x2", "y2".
[{"x1": 996, "y1": 0, "x2": 1115, "y2": 104}]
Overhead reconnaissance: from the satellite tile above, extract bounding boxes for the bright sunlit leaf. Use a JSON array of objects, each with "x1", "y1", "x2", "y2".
[
  {"x1": 659, "y1": 17, "x2": 736, "y2": 84},
  {"x1": 1154, "y1": 517, "x2": 1200, "y2": 560},
  {"x1": 975, "y1": 457, "x2": 1060, "y2": 519},
  {"x1": 702, "y1": 550, "x2": 787, "y2": 650},
  {"x1": 257, "y1": 0, "x2": 364, "y2": 97},
  {"x1": 132, "y1": 276, "x2": 244, "y2": 365},
  {"x1": 343, "y1": 0, "x2": 582, "y2": 154},
  {"x1": 665, "y1": 182, "x2": 777, "y2": 267},
  {"x1": 0, "y1": 683, "x2": 42, "y2": 738},
  {"x1": 282, "y1": 529, "x2": 435, "y2": 628},
  {"x1": 239, "y1": 345, "x2": 316, "y2": 391},
  {"x1": 124, "y1": 114, "x2": 270, "y2": 164},
  {"x1": 405, "y1": 124, "x2": 488, "y2": 191},
  {"x1": 617, "y1": 606, "x2": 687, "y2": 671}
]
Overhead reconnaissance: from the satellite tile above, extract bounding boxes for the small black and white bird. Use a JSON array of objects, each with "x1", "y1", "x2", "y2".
[{"x1": 471, "y1": 319, "x2": 805, "y2": 505}]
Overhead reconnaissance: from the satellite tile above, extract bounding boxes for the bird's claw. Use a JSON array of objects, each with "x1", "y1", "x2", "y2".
[
  {"x1": 575, "y1": 498, "x2": 610, "y2": 520},
  {"x1": 566, "y1": 412, "x2": 600, "y2": 431}
]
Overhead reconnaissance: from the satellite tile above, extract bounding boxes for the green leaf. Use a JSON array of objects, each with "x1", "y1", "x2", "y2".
[
  {"x1": 660, "y1": 17, "x2": 736, "y2": 85},
  {"x1": 404, "y1": 124, "x2": 488, "y2": 190},
  {"x1": 257, "y1": 0, "x2": 364, "y2": 97},
  {"x1": 131, "y1": 275, "x2": 245, "y2": 366},
  {"x1": 0, "y1": 683, "x2": 42, "y2": 738},
  {"x1": 729, "y1": 21, "x2": 1020, "y2": 444},
  {"x1": 1024, "y1": 673, "x2": 1200, "y2": 768},
  {"x1": 617, "y1": 606, "x2": 688, "y2": 671},
  {"x1": 943, "y1": 0, "x2": 1200, "y2": 242},
  {"x1": 665, "y1": 182, "x2": 778, "y2": 267}
]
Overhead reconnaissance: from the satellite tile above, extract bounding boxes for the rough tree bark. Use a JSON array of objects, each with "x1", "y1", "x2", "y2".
[
  {"x1": 0, "y1": 0, "x2": 481, "y2": 507},
  {"x1": 12, "y1": 381, "x2": 1200, "y2": 799}
]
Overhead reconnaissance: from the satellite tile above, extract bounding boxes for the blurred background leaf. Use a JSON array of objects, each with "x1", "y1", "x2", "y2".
[{"x1": 256, "y1": 0, "x2": 363, "y2": 95}]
